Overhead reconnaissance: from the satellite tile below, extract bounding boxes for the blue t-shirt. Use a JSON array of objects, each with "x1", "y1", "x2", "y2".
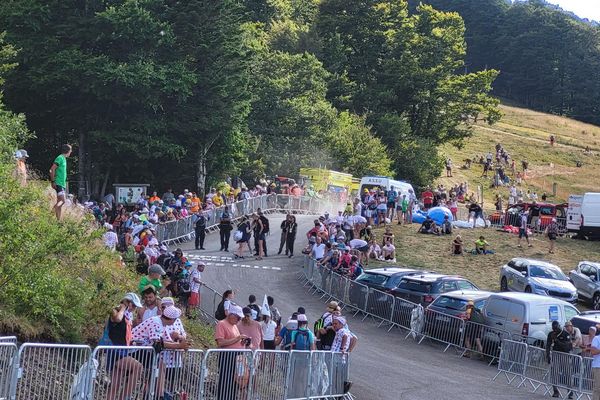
[
  {"x1": 387, "y1": 190, "x2": 398, "y2": 202},
  {"x1": 290, "y1": 328, "x2": 315, "y2": 350}
]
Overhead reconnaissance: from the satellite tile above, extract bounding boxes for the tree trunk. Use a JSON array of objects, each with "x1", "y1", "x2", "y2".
[
  {"x1": 196, "y1": 148, "x2": 207, "y2": 198},
  {"x1": 100, "y1": 167, "x2": 110, "y2": 199},
  {"x1": 77, "y1": 131, "x2": 86, "y2": 199}
]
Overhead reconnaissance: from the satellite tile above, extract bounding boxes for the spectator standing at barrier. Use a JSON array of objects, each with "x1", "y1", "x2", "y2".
[
  {"x1": 311, "y1": 235, "x2": 326, "y2": 262},
  {"x1": 545, "y1": 218, "x2": 560, "y2": 254},
  {"x1": 247, "y1": 295, "x2": 261, "y2": 321},
  {"x1": 261, "y1": 308, "x2": 277, "y2": 350},
  {"x1": 586, "y1": 324, "x2": 600, "y2": 400},
  {"x1": 214, "y1": 305, "x2": 246, "y2": 400},
  {"x1": 463, "y1": 300, "x2": 484, "y2": 358},
  {"x1": 546, "y1": 320, "x2": 573, "y2": 398},
  {"x1": 316, "y1": 302, "x2": 339, "y2": 350},
  {"x1": 565, "y1": 321, "x2": 582, "y2": 356},
  {"x1": 218, "y1": 210, "x2": 233, "y2": 252},
  {"x1": 331, "y1": 316, "x2": 351, "y2": 353},
  {"x1": 238, "y1": 307, "x2": 264, "y2": 350},
  {"x1": 104, "y1": 293, "x2": 143, "y2": 400},
  {"x1": 290, "y1": 314, "x2": 316, "y2": 350},
  {"x1": 193, "y1": 210, "x2": 207, "y2": 250},
  {"x1": 138, "y1": 264, "x2": 165, "y2": 294},
  {"x1": 136, "y1": 285, "x2": 162, "y2": 326},
  {"x1": 49, "y1": 144, "x2": 72, "y2": 221}
]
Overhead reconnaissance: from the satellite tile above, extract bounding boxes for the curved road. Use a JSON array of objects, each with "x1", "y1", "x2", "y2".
[{"x1": 179, "y1": 214, "x2": 544, "y2": 399}]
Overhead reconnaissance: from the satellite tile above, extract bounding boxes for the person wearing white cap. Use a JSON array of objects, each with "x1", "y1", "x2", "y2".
[
  {"x1": 331, "y1": 316, "x2": 351, "y2": 353},
  {"x1": 260, "y1": 307, "x2": 277, "y2": 350},
  {"x1": 105, "y1": 293, "x2": 143, "y2": 400},
  {"x1": 187, "y1": 262, "x2": 205, "y2": 316},
  {"x1": 132, "y1": 306, "x2": 191, "y2": 399},
  {"x1": 214, "y1": 304, "x2": 248, "y2": 400}
]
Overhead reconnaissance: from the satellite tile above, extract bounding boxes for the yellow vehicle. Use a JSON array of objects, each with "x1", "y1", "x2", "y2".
[
  {"x1": 351, "y1": 177, "x2": 361, "y2": 197},
  {"x1": 299, "y1": 168, "x2": 354, "y2": 201}
]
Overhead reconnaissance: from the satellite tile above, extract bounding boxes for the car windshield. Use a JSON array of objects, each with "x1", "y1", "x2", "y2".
[
  {"x1": 398, "y1": 279, "x2": 432, "y2": 293},
  {"x1": 431, "y1": 296, "x2": 467, "y2": 311},
  {"x1": 529, "y1": 265, "x2": 567, "y2": 281},
  {"x1": 356, "y1": 272, "x2": 388, "y2": 286}
]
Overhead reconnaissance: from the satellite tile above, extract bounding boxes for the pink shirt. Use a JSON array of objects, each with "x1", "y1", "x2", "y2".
[
  {"x1": 215, "y1": 319, "x2": 243, "y2": 349},
  {"x1": 237, "y1": 319, "x2": 263, "y2": 350}
]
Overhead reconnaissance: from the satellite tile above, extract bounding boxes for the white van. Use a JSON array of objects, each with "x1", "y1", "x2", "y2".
[
  {"x1": 359, "y1": 176, "x2": 414, "y2": 199},
  {"x1": 483, "y1": 292, "x2": 579, "y2": 346},
  {"x1": 567, "y1": 194, "x2": 584, "y2": 232},
  {"x1": 581, "y1": 192, "x2": 600, "y2": 238}
]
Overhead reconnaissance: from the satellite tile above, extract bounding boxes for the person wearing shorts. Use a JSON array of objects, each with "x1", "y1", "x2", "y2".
[
  {"x1": 49, "y1": 144, "x2": 72, "y2": 220},
  {"x1": 518, "y1": 211, "x2": 532, "y2": 248}
]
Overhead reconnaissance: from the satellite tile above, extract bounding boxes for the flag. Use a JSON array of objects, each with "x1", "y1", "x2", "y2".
[{"x1": 261, "y1": 294, "x2": 270, "y2": 316}]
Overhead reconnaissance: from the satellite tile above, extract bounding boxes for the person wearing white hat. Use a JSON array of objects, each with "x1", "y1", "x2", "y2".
[
  {"x1": 132, "y1": 305, "x2": 191, "y2": 398},
  {"x1": 260, "y1": 307, "x2": 277, "y2": 350},
  {"x1": 214, "y1": 304, "x2": 248, "y2": 399},
  {"x1": 187, "y1": 262, "x2": 205, "y2": 316}
]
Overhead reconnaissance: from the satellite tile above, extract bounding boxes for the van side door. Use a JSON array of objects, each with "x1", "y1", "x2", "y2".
[{"x1": 484, "y1": 298, "x2": 510, "y2": 329}]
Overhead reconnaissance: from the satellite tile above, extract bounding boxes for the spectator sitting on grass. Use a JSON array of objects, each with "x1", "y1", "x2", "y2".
[
  {"x1": 441, "y1": 215, "x2": 452, "y2": 235},
  {"x1": 381, "y1": 240, "x2": 396, "y2": 261},
  {"x1": 418, "y1": 216, "x2": 440, "y2": 235},
  {"x1": 368, "y1": 239, "x2": 382, "y2": 261},
  {"x1": 452, "y1": 235, "x2": 464, "y2": 256},
  {"x1": 474, "y1": 236, "x2": 489, "y2": 254}
]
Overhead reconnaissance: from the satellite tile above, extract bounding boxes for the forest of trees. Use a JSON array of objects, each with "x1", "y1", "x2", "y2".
[
  {"x1": 414, "y1": 0, "x2": 600, "y2": 125},
  {"x1": 0, "y1": 1, "x2": 505, "y2": 196}
]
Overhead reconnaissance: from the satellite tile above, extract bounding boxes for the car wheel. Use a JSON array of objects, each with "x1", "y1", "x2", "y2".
[
  {"x1": 525, "y1": 286, "x2": 532, "y2": 293},
  {"x1": 593, "y1": 293, "x2": 600, "y2": 310},
  {"x1": 500, "y1": 277, "x2": 508, "y2": 292}
]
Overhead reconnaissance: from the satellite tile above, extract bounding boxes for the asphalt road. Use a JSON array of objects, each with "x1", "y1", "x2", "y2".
[{"x1": 179, "y1": 214, "x2": 545, "y2": 400}]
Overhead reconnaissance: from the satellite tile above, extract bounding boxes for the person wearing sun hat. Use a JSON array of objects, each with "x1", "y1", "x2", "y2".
[
  {"x1": 132, "y1": 305, "x2": 191, "y2": 399},
  {"x1": 215, "y1": 304, "x2": 248, "y2": 400}
]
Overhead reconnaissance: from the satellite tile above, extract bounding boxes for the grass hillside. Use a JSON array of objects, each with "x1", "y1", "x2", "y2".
[
  {"x1": 371, "y1": 104, "x2": 600, "y2": 297},
  {"x1": 439, "y1": 104, "x2": 600, "y2": 205}
]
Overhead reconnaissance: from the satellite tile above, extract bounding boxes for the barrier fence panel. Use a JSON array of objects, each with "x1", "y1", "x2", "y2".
[
  {"x1": 201, "y1": 349, "x2": 254, "y2": 400},
  {"x1": 0, "y1": 343, "x2": 17, "y2": 399},
  {"x1": 520, "y1": 345, "x2": 550, "y2": 393},
  {"x1": 87, "y1": 345, "x2": 157, "y2": 400},
  {"x1": 390, "y1": 297, "x2": 418, "y2": 332},
  {"x1": 329, "y1": 273, "x2": 349, "y2": 306},
  {"x1": 286, "y1": 351, "x2": 311, "y2": 400},
  {"x1": 418, "y1": 308, "x2": 465, "y2": 352},
  {"x1": 461, "y1": 321, "x2": 511, "y2": 364},
  {"x1": 250, "y1": 350, "x2": 290, "y2": 400},
  {"x1": 0, "y1": 337, "x2": 16, "y2": 345},
  {"x1": 580, "y1": 357, "x2": 593, "y2": 397},
  {"x1": 493, "y1": 340, "x2": 528, "y2": 385},
  {"x1": 549, "y1": 351, "x2": 581, "y2": 398},
  {"x1": 308, "y1": 351, "x2": 333, "y2": 399},
  {"x1": 329, "y1": 352, "x2": 349, "y2": 399},
  {"x1": 198, "y1": 284, "x2": 222, "y2": 324},
  {"x1": 162, "y1": 349, "x2": 204, "y2": 400},
  {"x1": 346, "y1": 280, "x2": 369, "y2": 317},
  {"x1": 14, "y1": 343, "x2": 92, "y2": 400},
  {"x1": 365, "y1": 288, "x2": 394, "y2": 325}
]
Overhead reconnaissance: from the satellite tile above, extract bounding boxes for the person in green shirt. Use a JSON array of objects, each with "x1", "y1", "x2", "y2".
[
  {"x1": 49, "y1": 144, "x2": 72, "y2": 220},
  {"x1": 474, "y1": 236, "x2": 489, "y2": 254},
  {"x1": 138, "y1": 264, "x2": 165, "y2": 294}
]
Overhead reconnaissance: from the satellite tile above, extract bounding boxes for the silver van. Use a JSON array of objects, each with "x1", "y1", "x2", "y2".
[{"x1": 483, "y1": 292, "x2": 579, "y2": 346}]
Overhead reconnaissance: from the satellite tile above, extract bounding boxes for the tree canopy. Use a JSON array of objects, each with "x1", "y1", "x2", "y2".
[{"x1": 0, "y1": 0, "x2": 501, "y2": 194}]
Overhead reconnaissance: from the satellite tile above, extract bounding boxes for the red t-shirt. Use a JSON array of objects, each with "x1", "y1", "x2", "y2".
[{"x1": 422, "y1": 191, "x2": 434, "y2": 205}]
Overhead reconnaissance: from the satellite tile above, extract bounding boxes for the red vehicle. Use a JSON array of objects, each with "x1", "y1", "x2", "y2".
[{"x1": 489, "y1": 202, "x2": 567, "y2": 230}]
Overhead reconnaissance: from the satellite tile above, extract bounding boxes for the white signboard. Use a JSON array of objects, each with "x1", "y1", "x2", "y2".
[{"x1": 116, "y1": 186, "x2": 147, "y2": 205}]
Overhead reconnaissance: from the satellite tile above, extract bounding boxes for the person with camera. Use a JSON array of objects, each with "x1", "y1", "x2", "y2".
[
  {"x1": 237, "y1": 307, "x2": 264, "y2": 350},
  {"x1": 132, "y1": 305, "x2": 192, "y2": 400},
  {"x1": 215, "y1": 305, "x2": 248, "y2": 400}
]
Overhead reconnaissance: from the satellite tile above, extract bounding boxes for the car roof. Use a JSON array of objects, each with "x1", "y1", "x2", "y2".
[
  {"x1": 437, "y1": 290, "x2": 492, "y2": 301},
  {"x1": 488, "y1": 292, "x2": 574, "y2": 305},
  {"x1": 509, "y1": 258, "x2": 560, "y2": 269},
  {"x1": 363, "y1": 267, "x2": 420, "y2": 276},
  {"x1": 579, "y1": 261, "x2": 600, "y2": 268},
  {"x1": 402, "y1": 273, "x2": 464, "y2": 282},
  {"x1": 573, "y1": 311, "x2": 600, "y2": 323}
]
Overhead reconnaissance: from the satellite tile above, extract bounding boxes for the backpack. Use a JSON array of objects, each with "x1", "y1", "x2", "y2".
[
  {"x1": 314, "y1": 318, "x2": 325, "y2": 337},
  {"x1": 292, "y1": 329, "x2": 311, "y2": 351},
  {"x1": 552, "y1": 330, "x2": 573, "y2": 353},
  {"x1": 215, "y1": 299, "x2": 226, "y2": 320}
]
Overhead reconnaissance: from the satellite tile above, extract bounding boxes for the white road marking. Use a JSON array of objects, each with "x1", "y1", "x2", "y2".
[{"x1": 186, "y1": 252, "x2": 282, "y2": 271}]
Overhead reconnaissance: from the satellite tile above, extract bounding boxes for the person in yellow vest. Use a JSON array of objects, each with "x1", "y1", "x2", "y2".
[
  {"x1": 213, "y1": 191, "x2": 224, "y2": 207},
  {"x1": 190, "y1": 193, "x2": 201, "y2": 213}
]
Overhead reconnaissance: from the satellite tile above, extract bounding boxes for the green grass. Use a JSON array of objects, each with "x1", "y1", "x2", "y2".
[
  {"x1": 439, "y1": 104, "x2": 600, "y2": 206},
  {"x1": 371, "y1": 224, "x2": 599, "y2": 295}
]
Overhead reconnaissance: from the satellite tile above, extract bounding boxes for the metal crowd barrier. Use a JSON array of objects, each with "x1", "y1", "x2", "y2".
[
  {"x1": 155, "y1": 194, "x2": 342, "y2": 245},
  {"x1": 460, "y1": 321, "x2": 511, "y2": 364},
  {"x1": 198, "y1": 283, "x2": 223, "y2": 324},
  {"x1": 493, "y1": 339, "x2": 528, "y2": 384},
  {"x1": 418, "y1": 308, "x2": 465, "y2": 352},
  {"x1": 1, "y1": 343, "x2": 350, "y2": 400}
]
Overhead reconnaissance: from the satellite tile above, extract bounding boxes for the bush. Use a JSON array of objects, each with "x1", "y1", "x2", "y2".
[{"x1": 0, "y1": 166, "x2": 137, "y2": 343}]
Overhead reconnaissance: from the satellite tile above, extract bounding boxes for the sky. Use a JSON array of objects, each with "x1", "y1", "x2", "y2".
[{"x1": 545, "y1": 0, "x2": 600, "y2": 22}]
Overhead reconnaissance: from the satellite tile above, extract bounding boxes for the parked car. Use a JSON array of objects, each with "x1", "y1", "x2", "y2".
[
  {"x1": 500, "y1": 258, "x2": 577, "y2": 303},
  {"x1": 482, "y1": 292, "x2": 579, "y2": 347},
  {"x1": 392, "y1": 273, "x2": 479, "y2": 307},
  {"x1": 427, "y1": 290, "x2": 493, "y2": 318},
  {"x1": 569, "y1": 261, "x2": 600, "y2": 309},
  {"x1": 348, "y1": 267, "x2": 421, "y2": 313},
  {"x1": 570, "y1": 311, "x2": 600, "y2": 336}
]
